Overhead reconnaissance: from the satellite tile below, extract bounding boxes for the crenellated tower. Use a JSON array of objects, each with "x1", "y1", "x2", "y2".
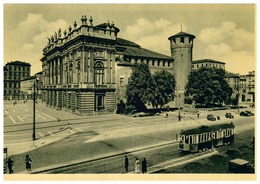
[{"x1": 168, "y1": 31, "x2": 195, "y2": 107}]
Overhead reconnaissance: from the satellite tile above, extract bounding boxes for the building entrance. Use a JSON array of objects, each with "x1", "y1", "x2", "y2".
[{"x1": 96, "y1": 93, "x2": 105, "y2": 111}]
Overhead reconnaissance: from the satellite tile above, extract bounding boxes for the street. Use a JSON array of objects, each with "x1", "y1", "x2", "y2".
[{"x1": 3, "y1": 100, "x2": 255, "y2": 174}]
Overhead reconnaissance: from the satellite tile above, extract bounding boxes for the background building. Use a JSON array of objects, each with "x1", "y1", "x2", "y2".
[
  {"x1": 3, "y1": 61, "x2": 31, "y2": 100},
  {"x1": 20, "y1": 72, "x2": 42, "y2": 100},
  {"x1": 192, "y1": 59, "x2": 225, "y2": 70},
  {"x1": 239, "y1": 71, "x2": 255, "y2": 105}
]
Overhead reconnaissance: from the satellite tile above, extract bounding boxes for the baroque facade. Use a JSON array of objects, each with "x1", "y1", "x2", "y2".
[{"x1": 41, "y1": 16, "x2": 195, "y2": 115}]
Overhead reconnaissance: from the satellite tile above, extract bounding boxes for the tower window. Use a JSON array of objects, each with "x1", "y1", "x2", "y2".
[
  {"x1": 180, "y1": 37, "x2": 185, "y2": 43},
  {"x1": 189, "y1": 37, "x2": 193, "y2": 43},
  {"x1": 173, "y1": 38, "x2": 176, "y2": 44},
  {"x1": 120, "y1": 77, "x2": 124, "y2": 87}
]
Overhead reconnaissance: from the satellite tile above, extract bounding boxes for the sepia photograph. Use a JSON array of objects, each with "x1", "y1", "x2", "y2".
[{"x1": 2, "y1": 1, "x2": 257, "y2": 181}]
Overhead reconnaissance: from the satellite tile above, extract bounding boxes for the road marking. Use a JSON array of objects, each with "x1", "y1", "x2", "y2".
[
  {"x1": 17, "y1": 116, "x2": 24, "y2": 122},
  {"x1": 38, "y1": 132, "x2": 45, "y2": 138},
  {"x1": 4, "y1": 109, "x2": 9, "y2": 114},
  {"x1": 76, "y1": 128, "x2": 84, "y2": 132},
  {"x1": 42, "y1": 113, "x2": 56, "y2": 120},
  {"x1": 68, "y1": 129, "x2": 76, "y2": 134},
  {"x1": 37, "y1": 114, "x2": 46, "y2": 120},
  {"x1": 8, "y1": 115, "x2": 17, "y2": 124},
  {"x1": 25, "y1": 109, "x2": 29, "y2": 112},
  {"x1": 12, "y1": 109, "x2": 16, "y2": 112},
  {"x1": 47, "y1": 131, "x2": 55, "y2": 136}
]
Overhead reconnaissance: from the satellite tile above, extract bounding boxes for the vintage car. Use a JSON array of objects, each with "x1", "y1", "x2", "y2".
[
  {"x1": 228, "y1": 158, "x2": 254, "y2": 173},
  {"x1": 225, "y1": 112, "x2": 234, "y2": 119},
  {"x1": 207, "y1": 114, "x2": 216, "y2": 121},
  {"x1": 240, "y1": 111, "x2": 252, "y2": 117}
]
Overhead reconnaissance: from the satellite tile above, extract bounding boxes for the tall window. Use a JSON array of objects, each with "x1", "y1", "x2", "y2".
[
  {"x1": 76, "y1": 62, "x2": 81, "y2": 83},
  {"x1": 69, "y1": 63, "x2": 73, "y2": 83},
  {"x1": 94, "y1": 62, "x2": 104, "y2": 85}
]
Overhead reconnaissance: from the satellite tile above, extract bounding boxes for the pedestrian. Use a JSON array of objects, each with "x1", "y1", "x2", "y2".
[
  {"x1": 135, "y1": 158, "x2": 140, "y2": 174},
  {"x1": 6, "y1": 158, "x2": 14, "y2": 174},
  {"x1": 197, "y1": 112, "x2": 200, "y2": 118},
  {"x1": 142, "y1": 158, "x2": 147, "y2": 174},
  {"x1": 124, "y1": 156, "x2": 129, "y2": 173},
  {"x1": 25, "y1": 155, "x2": 32, "y2": 171}
]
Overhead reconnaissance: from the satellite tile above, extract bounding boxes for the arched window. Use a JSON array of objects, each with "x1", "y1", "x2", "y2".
[
  {"x1": 65, "y1": 64, "x2": 68, "y2": 84},
  {"x1": 69, "y1": 63, "x2": 73, "y2": 83},
  {"x1": 94, "y1": 62, "x2": 104, "y2": 85}
]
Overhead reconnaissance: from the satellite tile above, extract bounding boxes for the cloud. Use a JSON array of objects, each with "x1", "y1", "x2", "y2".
[
  {"x1": 196, "y1": 21, "x2": 255, "y2": 74},
  {"x1": 198, "y1": 21, "x2": 254, "y2": 52},
  {"x1": 5, "y1": 13, "x2": 69, "y2": 74},
  {"x1": 121, "y1": 18, "x2": 184, "y2": 56}
]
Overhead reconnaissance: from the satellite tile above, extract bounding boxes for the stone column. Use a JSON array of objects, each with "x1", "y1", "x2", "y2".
[
  {"x1": 57, "y1": 57, "x2": 60, "y2": 84},
  {"x1": 81, "y1": 48, "x2": 85, "y2": 84},
  {"x1": 106, "y1": 50, "x2": 111, "y2": 84}
]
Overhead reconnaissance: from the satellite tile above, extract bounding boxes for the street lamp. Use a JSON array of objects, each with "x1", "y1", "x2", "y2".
[
  {"x1": 176, "y1": 89, "x2": 184, "y2": 121},
  {"x1": 32, "y1": 78, "x2": 39, "y2": 141},
  {"x1": 235, "y1": 88, "x2": 240, "y2": 114}
]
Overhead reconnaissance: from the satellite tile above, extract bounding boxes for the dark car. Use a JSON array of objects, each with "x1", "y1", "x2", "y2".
[
  {"x1": 240, "y1": 111, "x2": 251, "y2": 116},
  {"x1": 245, "y1": 111, "x2": 254, "y2": 116},
  {"x1": 207, "y1": 114, "x2": 216, "y2": 121},
  {"x1": 225, "y1": 112, "x2": 234, "y2": 119},
  {"x1": 228, "y1": 158, "x2": 254, "y2": 173}
]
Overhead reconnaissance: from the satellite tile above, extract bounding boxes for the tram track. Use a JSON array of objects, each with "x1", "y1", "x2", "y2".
[
  {"x1": 33, "y1": 141, "x2": 179, "y2": 174},
  {"x1": 32, "y1": 140, "x2": 218, "y2": 174}
]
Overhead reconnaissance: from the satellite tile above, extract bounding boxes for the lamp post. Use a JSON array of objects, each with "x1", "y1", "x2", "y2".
[
  {"x1": 32, "y1": 78, "x2": 39, "y2": 141},
  {"x1": 176, "y1": 89, "x2": 184, "y2": 121},
  {"x1": 236, "y1": 88, "x2": 240, "y2": 114}
]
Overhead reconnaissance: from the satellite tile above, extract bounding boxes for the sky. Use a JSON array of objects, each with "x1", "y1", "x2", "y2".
[{"x1": 3, "y1": 3, "x2": 256, "y2": 75}]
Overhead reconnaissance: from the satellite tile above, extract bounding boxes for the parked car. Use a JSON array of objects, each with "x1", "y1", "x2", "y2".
[
  {"x1": 245, "y1": 111, "x2": 254, "y2": 116},
  {"x1": 240, "y1": 111, "x2": 251, "y2": 117},
  {"x1": 228, "y1": 158, "x2": 254, "y2": 173},
  {"x1": 225, "y1": 112, "x2": 234, "y2": 119},
  {"x1": 207, "y1": 114, "x2": 216, "y2": 121}
]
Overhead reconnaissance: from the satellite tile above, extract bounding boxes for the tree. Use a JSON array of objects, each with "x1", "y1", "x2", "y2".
[
  {"x1": 116, "y1": 100, "x2": 126, "y2": 114},
  {"x1": 125, "y1": 63, "x2": 155, "y2": 112},
  {"x1": 185, "y1": 67, "x2": 232, "y2": 107},
  {"x1": 151, "y1": 70, "x2": 176, "y2": 109}
]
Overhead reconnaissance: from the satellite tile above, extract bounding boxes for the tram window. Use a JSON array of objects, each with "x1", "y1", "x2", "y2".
[
  {"x1": 185, "y1": 136, "x2": 189, "y2": 143},
  {"x1": 208, "y1": 133, "x2": 211, "y2": 140},
  {"x1": 199, "y1": 134, "x2": 202, "y2": 143}
]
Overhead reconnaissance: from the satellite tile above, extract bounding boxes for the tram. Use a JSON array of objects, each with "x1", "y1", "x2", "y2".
[{"x1": 178, "y1": 122, "x2": 235, "y2": 152}]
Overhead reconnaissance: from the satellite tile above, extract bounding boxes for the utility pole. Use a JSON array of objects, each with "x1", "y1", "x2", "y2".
[
  {"x1": 178, "y1": 92, "x2": 181, "y2": 121},
  {"x1": 32, "y1": 80, "x2": 36, "y2": 141},
  {"x1": 237, "y1": 88, "x2": 240, "y2": 114}
]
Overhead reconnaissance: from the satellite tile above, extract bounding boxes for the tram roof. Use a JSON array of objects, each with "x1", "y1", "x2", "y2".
[{"x1": 180, "y1": 123, "x2": 235, "y2": 135}]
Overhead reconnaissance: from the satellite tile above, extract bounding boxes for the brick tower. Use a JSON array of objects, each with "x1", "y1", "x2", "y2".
[{"x1": 168, "y1": 31, "x2": 195, "y2": 108}]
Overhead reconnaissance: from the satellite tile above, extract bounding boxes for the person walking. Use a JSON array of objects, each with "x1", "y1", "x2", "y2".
[
  {"x1": 25, "y1": 155, "x2": 32, "y2": 171},
  {"x1": 6, "y1": 158, "x2": 14, "y2": 174},
  {"x1": 142, "y1": 158, "x2": 147, "y2": 174},
  {"x1": 197, "y1": 112, "x2": 200, "y2": 118},
  {"x1": 124, "y1": 156, "x2": 129, "y2": 173},
  {"x1": 135, "y1": 158, "x2": 140, "y2": 174}
]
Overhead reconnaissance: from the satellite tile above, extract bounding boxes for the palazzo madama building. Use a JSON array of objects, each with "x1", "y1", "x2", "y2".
[{"x1": 41, "y1": 16, "x2": 195, "y2": 115}]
